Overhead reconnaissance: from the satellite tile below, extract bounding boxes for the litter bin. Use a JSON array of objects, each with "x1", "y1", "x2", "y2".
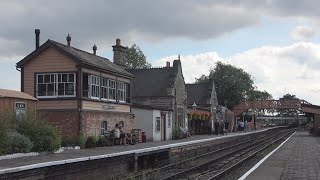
[{"x1": 142, "y1": 132, "x2": 146, "y2": 143}]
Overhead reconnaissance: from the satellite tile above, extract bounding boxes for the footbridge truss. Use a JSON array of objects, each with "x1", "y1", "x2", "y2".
[{"x1": 233, "y1": 99, "x2": 320, "y2": 117}]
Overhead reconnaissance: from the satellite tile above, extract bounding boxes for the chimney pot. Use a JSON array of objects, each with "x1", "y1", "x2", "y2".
[
  {"x1": 116, "y1": 38, "x2": 121, "y2": 46},
  {"x1": 66, "y1": 34, "x2": 71, "y2": 46},
  {"x1": 93, "y1": 44, "x2": 97, "y2": 55},
  {"x1": 166, "y1": 61, "x2": 170, "y2": 67},
  {"x1": 35, "y1": 29, "x2": 40, "y2": 50}
]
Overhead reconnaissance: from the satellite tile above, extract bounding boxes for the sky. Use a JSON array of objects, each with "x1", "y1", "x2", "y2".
[{"x1": 1, "y1": 0, "x2": 320, "y2": 104}]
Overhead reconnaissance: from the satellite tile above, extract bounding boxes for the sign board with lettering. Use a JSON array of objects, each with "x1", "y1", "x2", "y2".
[
  {"x1": 102, "y1": 104, "x2": 116, "y2": 110},
  {"x1": 15, "y1": 102, "x2": 26, "y2": 118}
]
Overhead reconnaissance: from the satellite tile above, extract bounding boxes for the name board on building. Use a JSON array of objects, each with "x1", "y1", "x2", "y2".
[
  {"x1": 102, "y1": 104, "x2": 115, "y2": 110},
  {"x1": 15, "y1": 102, "x2": 26, "y2": 118}
]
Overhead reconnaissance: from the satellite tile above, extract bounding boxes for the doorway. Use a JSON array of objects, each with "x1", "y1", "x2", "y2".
[{"x1": 161, "y1": 113, "x2": 166, "y2": 141}]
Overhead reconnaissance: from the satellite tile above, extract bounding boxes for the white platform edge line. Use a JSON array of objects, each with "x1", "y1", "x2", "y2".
[
  {"x1": 238, "y1": 131, "x2": 296, "y2": 180},
  {"x1": 0, "y1": 128, "x2": 272, "y2": 175}
]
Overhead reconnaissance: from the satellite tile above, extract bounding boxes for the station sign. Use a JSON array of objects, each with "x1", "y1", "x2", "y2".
[{"x1": 15, "y1": 102, "x2": 27, "y2": 119}]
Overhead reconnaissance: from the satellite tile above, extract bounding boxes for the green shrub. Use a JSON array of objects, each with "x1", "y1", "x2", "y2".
[
  {"x1": 92, "y1": 136, "x2": 98, "y2": 144},
  {"x1": 0, "y1": 109, "x2": 15, "y2": 155},
  {"x1": 8, "y1": 131, "x2": 34, "y2": 153},
  {"x1": 17, "y1": 113, "x2": 61, "y2": 153},
  {"x1": 61, "y1": 137, "x2": 76, "y2": 147},
  {"x1": 0, "y1": 122, "x2": 10, "y2": 155},
  {"x1": 172, "y1": 128, "x2": 181, "y2": 140},
  {"x1": 77, "y1": 131, "x2": 86, "y2": 149},
  {"x1": 86, "y1": 136, "x2": 97, "y2": 148},
  {"x1": 97, "y1": 136, "x2": 106, "y2": 147}
]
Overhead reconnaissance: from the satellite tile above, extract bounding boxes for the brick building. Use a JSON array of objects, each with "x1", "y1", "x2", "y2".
[
  {"x1": 0, "y1": 88, "x2": 38, "y2": 116},
  {"x1": 127, "y1": 59, "x2": 187, "y2": 132},
  {"x1": 16, "y1": 29, "x2": 134, "y2": 140}
]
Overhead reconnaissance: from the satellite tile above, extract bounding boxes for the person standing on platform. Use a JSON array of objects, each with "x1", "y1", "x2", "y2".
[
  {"x1": 244, "y1": 121, "x2": 248, "y2": 131},
  {"x1": 219, "y1": 119, "x2": 225, "y2": 135},
  {"x1": 214, "y1": 119, "x2": 219, "y2": 135},
  {"x1": 240, "y1": 121, "x2": 244, "y2": 131},
  {"x1": 224, "y1": 121, "x2": 229, "y2": 134},
  {"x1": 208, "y1": 120, "x2": 212, "y2": 135},
  {"x1": 118, "y1": 124, "x2": 126, "y2": 145}
]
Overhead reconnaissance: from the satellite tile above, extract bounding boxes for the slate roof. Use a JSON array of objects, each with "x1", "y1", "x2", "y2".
[
  {"x1": 0, "y1": 89, "x2": 37, "y2": 101},
  {"x1": 127, "y1": 68, "x2": 175, "y2": 97},
  {"x1": 17, "y1": 40, "x2": 133, "y2": 78},
  {"x1": 132, "y1": 103, "x2": 172, "y2": 111},
  {"x1": 186, "y1": 82, "x2": 211, "y2": 106}
]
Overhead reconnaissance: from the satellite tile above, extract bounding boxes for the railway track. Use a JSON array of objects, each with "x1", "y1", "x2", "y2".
[
  {"x1": 126, "y1": 128, "x2": 293, "y2": 180},
  {"x1": 193, "y1": 129, "x2": 294, "y2": 180}
]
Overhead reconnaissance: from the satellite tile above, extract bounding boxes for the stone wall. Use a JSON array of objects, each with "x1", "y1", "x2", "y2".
[
  {"x1": 0, "y1": 154, "x2": 133, "y2": 180},
  {"x1": 172, "y1": 60, "x2": 187, "y2": 129}
]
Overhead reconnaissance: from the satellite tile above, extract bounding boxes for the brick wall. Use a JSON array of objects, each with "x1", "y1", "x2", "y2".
[
  {"x1": 82, "y1": 111, "x2": 134, "y2": 137},
  {"x1": 40, "y1": 110, "x2": 79, "y2": 140}
]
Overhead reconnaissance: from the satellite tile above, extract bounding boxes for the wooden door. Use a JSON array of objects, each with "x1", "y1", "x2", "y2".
[{"x1": 161, "y1": 113, "x2": 166, "y2": 141}]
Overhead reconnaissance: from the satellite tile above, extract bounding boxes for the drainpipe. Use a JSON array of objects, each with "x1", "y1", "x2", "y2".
[{"x1": 76, "y1": 65, "x2": 83, "y2": 135}]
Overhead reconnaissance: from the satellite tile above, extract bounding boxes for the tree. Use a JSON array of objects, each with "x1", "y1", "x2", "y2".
[
  {"x1": 278, "y1": 93, "x2": 300, "y2": 117},
  {"x1": 125, "y1": 44, "x2": 152, "y2": 69},
  {"x1": 196, "y1": 61, "x2": 255, "y2": 109},
  {"x1": 247, "y1": 89, "x2": 273, "y2": 101},
  {"x1": 247, "y1": 89, "x2": 273, "y2": 116}
]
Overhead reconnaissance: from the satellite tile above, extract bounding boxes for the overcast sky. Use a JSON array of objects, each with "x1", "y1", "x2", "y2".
[{"x1": 1, "y1": 0, "x2": 320, "y2": 104}]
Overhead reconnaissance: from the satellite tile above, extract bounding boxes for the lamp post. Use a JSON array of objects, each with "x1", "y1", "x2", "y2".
[
  {"x1": 192, "y1": 102, "x2": 197, "y2": 133},
  {"x1": 242, "y1": 112, "x2": 246, "y2": 122},
  {"x1": 213, "y1": 106, "x2": 216, "y2": 131}
]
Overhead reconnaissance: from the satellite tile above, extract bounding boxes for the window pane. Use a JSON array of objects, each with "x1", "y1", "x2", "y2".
[
  {"x1": 66, "y1": 83, "x2": 74, "y2": 95},
  {"x1": 62, "y1": 74, "x2": 68, "y2": 82},
  {"x1": 58, "y1": 83, "x2": 64, "y2": 95},
  {"x1": 58, "y1": 74, "x2": 62, "y2": 82},
  {"x1": 38, "y1": 75, "x2": 43, "y2": 83},
  {"x1": 51, "y1": 74, "x2": 55, "y2": 83},
  {"x1": 47, "y1": 84, "x2": 55, "y2": 96},
  {"x1": 38, "y1": 84, "x2": 46, "y2": 96},
  {"x1": 44, "y1": 75, "x2": 50, "y2": 83},
  {"x1": 69, "y1": 74, "x2": 74, "y2": 82}
]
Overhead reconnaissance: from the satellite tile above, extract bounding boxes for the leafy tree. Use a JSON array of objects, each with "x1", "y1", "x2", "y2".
[
  {"x1": 196, "y1": 61, "x2": 255, "y2": 109},
  {"x1": 278, "y1": 93, "x2": 300, "y2": 117},
  {"x1": 247, "y1": 89, "x2": 273, "y2": 116},
  {"x1": 125, "y1": 44, "x2": 152, "y2": 69},
  {"x1": 247, "y1": 89, "x2": 273, "y2": 101}
]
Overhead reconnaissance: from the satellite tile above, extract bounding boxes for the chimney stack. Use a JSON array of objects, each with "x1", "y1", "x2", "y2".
[
  {"x1": 166, "y1": 61, "x2": 170, "y2": 67},
  {"x1": 93, "y1": 44, "x2": 97, "y2": 55},
  {"x1": 116, "y1": 38, "x2": 121, "y2": 46},
  {"x1": 112, "y1": 38, "x2": 128, "y2": 68},
  {"x1": 66, "y1": 34, "x2": 71, "y2": 47},
  {"x1": 35, "y1": 29, "x2": 40, "y2": 50}
]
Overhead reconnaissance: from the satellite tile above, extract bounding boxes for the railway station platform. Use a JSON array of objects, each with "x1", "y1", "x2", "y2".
[
  {"x1": 0, "y1": 128, "x2": 272, "y2": 175},
  {"x1": 241, "y1": 131, "x2": 320, "y2": 180}
]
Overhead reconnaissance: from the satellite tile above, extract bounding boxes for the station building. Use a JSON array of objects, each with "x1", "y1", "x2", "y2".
[{"x1": 16, "y1": 29, "x2": 134, "y2": 140}]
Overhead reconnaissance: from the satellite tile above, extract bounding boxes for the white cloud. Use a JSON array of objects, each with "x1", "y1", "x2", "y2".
[
  {"x1": 291, "y1": 26, "x2": 317, "y2": 41},
  {"x1": 154, "y1": 52, "x2": 224, "y2": 83},
  {"x1": 154, "y1": 42, "x2": 320, "y2": 105}
]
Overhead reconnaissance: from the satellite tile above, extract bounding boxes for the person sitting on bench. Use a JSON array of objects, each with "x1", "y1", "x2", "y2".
[{"x1": 179, "y1": 124, "x2": 191, "y2": 138}]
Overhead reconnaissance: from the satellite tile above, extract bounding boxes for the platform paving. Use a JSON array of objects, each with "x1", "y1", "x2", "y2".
[
  {"x1": 244, "y1": 131, "x2": 320, "y2": 180},
  {"x1": 0, "y1": 128, "x2": 270, "y2": 174}
]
